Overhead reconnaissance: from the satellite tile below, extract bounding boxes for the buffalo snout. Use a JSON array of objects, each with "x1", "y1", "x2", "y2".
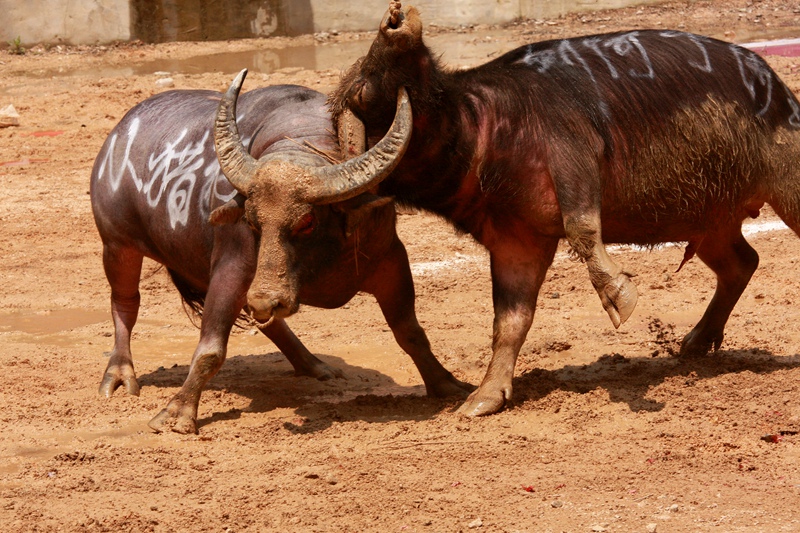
[{"x1": 246, "y1": 293, "x2": 298, "y2": 323}]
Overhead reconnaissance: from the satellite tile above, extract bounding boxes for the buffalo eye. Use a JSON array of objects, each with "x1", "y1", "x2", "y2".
[
  {"x1": 244, "y1": 207, "x2": 260, "y2": 233},
  {"x1": 353, "y1": 81, "x2": 372, "y2": 111},
  {"x1": 292, "y1": 212, "x2": 316, "y2": 237}
]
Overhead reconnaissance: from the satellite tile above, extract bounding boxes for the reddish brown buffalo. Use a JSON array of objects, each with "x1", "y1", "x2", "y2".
[
  {"x1": 330, "y1": 3, "x2": 800, "y2": 416},
  {"x1": 91, "y1": 71, "x2": 469, "y2": 434}
]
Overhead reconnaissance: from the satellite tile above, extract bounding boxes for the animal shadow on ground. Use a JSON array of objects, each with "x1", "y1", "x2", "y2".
[
  {"x1": 512, "y1": 347, "x2": 800, "y2": 414},
  {"x1": 136, "y1": 340, "x2": 800, "y2": 434},
  {"x1": 137, "y1": 351, "x2": 456, "y2": 433}
]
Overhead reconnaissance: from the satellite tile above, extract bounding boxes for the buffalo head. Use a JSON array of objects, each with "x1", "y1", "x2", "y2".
[
  {"x1": 330, "y1": 2, "x2": 433, "y2": 133},
  {"x1": 212, "y1": 69, "x2": 412, "y2": 323}
]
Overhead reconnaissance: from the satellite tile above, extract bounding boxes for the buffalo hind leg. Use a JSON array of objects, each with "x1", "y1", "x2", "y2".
[
  {"x1": 565, "y1": 213, "x2": 638, "y2": 329},
  {"x1": 458, "y1": 236, "x2": 558, "y2": 416},
  {"x1": 680, "y1": 228, "x2": 759, "y2": 356},
  {"x1": 99, "y1": 244, "x2": 143, "y2": 397},
  {"x1": 149, "y1": 260, "x2": 248, "y2": 434},
  {"x1": 364, "y1": 238, "x2": 473, "y2": 397},
  {"x1": 259, "y1": 319, "x2": 344, "y2": 380}
]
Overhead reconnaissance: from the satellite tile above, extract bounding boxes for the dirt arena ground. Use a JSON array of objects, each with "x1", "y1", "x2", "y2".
[{"x1": 3, "y1": 1, "x2": 800, "y2": 531}]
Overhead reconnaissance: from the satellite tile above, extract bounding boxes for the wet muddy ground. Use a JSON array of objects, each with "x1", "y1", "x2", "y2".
[{"x1": 3, "y1": 1, "x2": 800, "y2": 531}]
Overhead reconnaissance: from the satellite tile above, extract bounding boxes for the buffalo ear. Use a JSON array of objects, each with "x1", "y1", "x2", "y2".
[
  {"x1": 209, "y1": 195, "x2": 246, "y2": 226},
  {"x1": 334, "y1": 194, "x2": 394, "y2": 237}
]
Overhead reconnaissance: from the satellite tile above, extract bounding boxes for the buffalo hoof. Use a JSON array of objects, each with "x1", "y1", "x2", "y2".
[
  {"x1": 600, "y1": 272, "x2": 638, "y2": 329},
  {"x1": 679, "y1": 329, "x2": 722, "y2": 357},
  {"x1": 98, "y1": 371, "x2": 140, "y2": 398},
  {"x1": 148, "y1": 408, "x2": 198, "y2": 435},
  {"x1": 456, "y1": 387, "x2": 508, "y2": 417},
  {"x1": 426, "y1": 375, "x2": 475, "y2": 398}
]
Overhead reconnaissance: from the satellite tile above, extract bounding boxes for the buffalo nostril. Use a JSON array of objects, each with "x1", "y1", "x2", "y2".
[
  {"x1": 270, "y1": 300, "x2": 297, "y2": 319},
  {"x1": 247, "y1": 297, "x2": 296, "y2": 322},
  {"x1": 247, "y1": 299, "x2": 276, "y2": 322}
]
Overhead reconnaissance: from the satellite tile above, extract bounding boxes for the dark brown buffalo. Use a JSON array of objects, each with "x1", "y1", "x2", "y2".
[
  {"x1": 330, "y1": 3, "x2": 800, "y2": 416},
  {"x1": 91, "y1": 71, "x2": 468, "y2": 434}
]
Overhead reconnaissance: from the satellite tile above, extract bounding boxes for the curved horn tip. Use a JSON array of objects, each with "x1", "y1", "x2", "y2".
[
  {"x1": 397, "y1": 86, "x2": 410, "y2": 105},
  {"x1": 216, "y1": 67, "x2": 258, "y2": 196},
  {"x1": 227, "y1": 69, "x2": 248, "y2": 96},
  {"x1": 305, "y1": 83, "x2": 414, "y2": 205}
]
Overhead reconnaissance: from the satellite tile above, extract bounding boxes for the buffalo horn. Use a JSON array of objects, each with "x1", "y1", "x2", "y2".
[
  {"x1": 306, "y1": 87, "x2": 412, "y2": 205},
  {"x1": 214, "y1": 69, "x2": 260, "y2": 196},
  {"x1": 337, "y1": 108, "x2": 367, "y2": 159}
]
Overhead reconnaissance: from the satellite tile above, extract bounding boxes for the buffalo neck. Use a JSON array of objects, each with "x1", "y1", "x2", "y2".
[{"x1": 373, "y1": 69, "x2": 508, "y2": 242}]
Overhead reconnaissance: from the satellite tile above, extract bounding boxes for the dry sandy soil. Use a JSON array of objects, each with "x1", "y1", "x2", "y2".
[{"x1": 3, "y1": 1, "x2": 800, "y2": 531}]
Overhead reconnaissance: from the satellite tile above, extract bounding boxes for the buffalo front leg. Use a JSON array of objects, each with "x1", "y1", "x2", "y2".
[
  {"x1": 149, "y1": 261, "x2": 248, "y2": 435},
  {"x1": 565, "y1": 213, "x2": 638, "y2": 329},
  {"x1": 457, "y1": 237, "x2": 558, "y2": 416},
  {"x1": 99, "y1": 244, "x2": 143, "y2": 397},
  {"x1": 148, "y1": 337, "x2": 228, "y2": 434},
  {"x1": 680, "y1": 228, "x2": 759, "y2": 356},
  {"x1": 259, "y1": 319, "x2": 344, "y2": 380},
  {"x1": 364, "y1": 238, "x2": 473, "y2": 397},
  {"x1": 550, "y1": 144, "x2": 637, "y2": 329}
]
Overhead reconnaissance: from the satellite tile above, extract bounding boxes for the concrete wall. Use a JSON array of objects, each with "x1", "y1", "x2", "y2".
[
  {"x1": 0, "y1": 0, "x2": 130, "y2": 46},
  {"x1": 0, "y1": 0, "x2": 666, "y2": 46},
  {"x1": 522, "y1": 0, "x2": 667, "y2": 19},
  {"x1": 306, "y1": 0, "x2": 669, "y2": 33},
  {"x1": 307, "y1": 0, "x2": 520, "y2": 33}
]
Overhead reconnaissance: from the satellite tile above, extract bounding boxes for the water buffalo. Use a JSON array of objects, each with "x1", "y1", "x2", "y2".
[
  {"x1": 330, "y1": 2, "x2": 800, "y2": 416},
  {"x1": 91, "y1": 71, "x2": 468, "y2": 434}
]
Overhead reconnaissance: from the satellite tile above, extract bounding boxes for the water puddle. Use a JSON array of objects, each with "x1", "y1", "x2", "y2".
[
  {"x1": 41, "y1": 40, "x2": 369, "y2": 79},
  {"x1": 0, "y1": 308, "x2": 108, "y2": 335},
  {"x1": 0, "y1": 423, "x2": 169, "y2": 477},
  {"x1": 12, "y1": 24, "x2": 800, "y2": 85},
  {"x1": 0, "y1": 308, "x2": 198, "y2": 352},
  {"x1": 128, "y1": 330, "x2": 280, "y2": 365},
  {"x1": 20, "y1": 29, "x2": 512, "y2": 81}
]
